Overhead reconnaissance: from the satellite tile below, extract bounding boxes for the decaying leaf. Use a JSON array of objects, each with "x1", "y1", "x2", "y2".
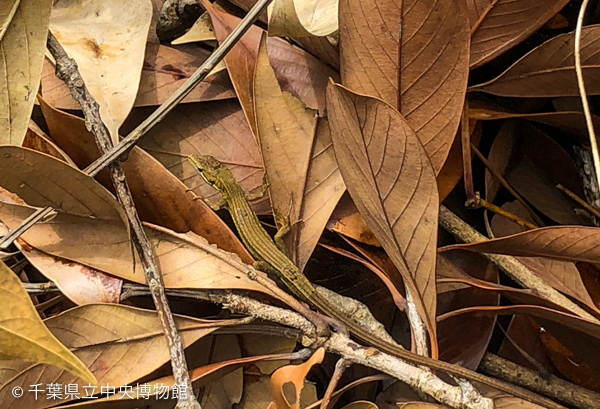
[
  {"x1": 0, "y1": 0, "x2": 52, "y2": 145},
  {"x1": 0, "y1": 261, "x2": 96, "y2": 385},
  {"x1": 49, "y1": 0, "x2": 152, "y2": 143},
  {"x1": 327, "y1": 82, "x2": 439, "y2": 352}
]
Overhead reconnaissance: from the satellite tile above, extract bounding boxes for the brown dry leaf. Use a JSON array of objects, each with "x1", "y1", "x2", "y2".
[
  {"x1": 199, "y1": 335, "x2": 243, "y2": 409},
  {"x1": 41, "y1": 43, "x2": 236, "y2": 110},
  {"x1": 254, "y1": 35, "x2": 318, "y2": 263},
  {"x1": 327, "y1": 194, "x2": 380, "y2": 246},
  {"x1": 0, "y1": 0, "x2": 19, "y2": 41},
  {"x1": 130, "y1": 100, "x2": 269, "y2": 215},
  {"x1": 0, "y1": 304, "x2": 233, "y2": 407},
  {"x1": 297, "y1": 119, "x2": 345, "y2": 271},
  {"x1": 39, "y1": 96, "x2": 253, "y2": 263},
  {"x1": 50, "y1": 0, "x2": 152, "y2": 143},
  {"x1": 437, "y1": 119, "x2": 481, "y2": 202},
  {"x1": 22, "y1": 120, "x2": 75, "y2": 165},
  {"x1": 0, "y1": 146, "x2": 274, "y2": 296},
  {"x1": 0, "y1": 0, "x2": 52, "y2": 145},
  {"x1": 267, "y1": 0, "x2": 338, "y2": 37},
  {"x1": 471, "y1": 24, "x2": 600, "y2": 97},
  {"x1": 241, "y1": 334, "x2": 297, "y2": 374},
  {"x1": 470, "y1": 0, "x2": 570, "y2": 68},
  {"x1": 490, "y1": 201, "x2": 599, "y2": 315},
  {"x1": 0, "y1": 261, "x2": 96, "y2": 385},
  {"x1": 338, "y1": 0, "x2": 470, "y2": 173},
  {"x1": 268, "y1": 348, "x2": 324, "y2": 409},
  {"x1": 327, "y1": 83, "x2": 439, "y2": 351},
  {"x1": 444, "y1": 225, "x2": 600, "y2": 266},
  {"x1": 204, "y1": 0, "x2": 337, "y2": 120}
]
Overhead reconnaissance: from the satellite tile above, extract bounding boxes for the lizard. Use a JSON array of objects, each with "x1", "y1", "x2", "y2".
[{"x1": 189, "y1": 154, "x2": 564, "y2": 409}]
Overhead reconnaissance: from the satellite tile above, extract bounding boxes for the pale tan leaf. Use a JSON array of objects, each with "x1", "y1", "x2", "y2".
[
  {"x1": 0, "y1": 0, "x2": 19, "y2": 41},
  {"x1": 341, "y1": 402, "x2": 378, "y2": 409},
  {"x1": 470, "y1": 0, "x2": 570, "y2": 68},
  {"x1": 297, "y1": 119, "x2": 345, "y2": 271},
  {"x1": 338, "y1": 0, "x2": 470, "y2": 173},
  {"x1": 241, "y1": 334, "x2": 297, "y2": 374},
  {"x1": 0, "y1": 304, "x2": 229, "y2": 407},
  {"x1": 172, "y1": 12, "x2": 217, "y2": 44},
  {"x1": 199, "y1": 335, "x2": 243, "y2": 409},
  {"x1": 22, "y1": 120, "x2": 75, "y2": 166},
  {"x1": 471, "y1": 25, "x2": 600, "y2": 97},
  {"x1": 268, "y1": 0, "x2": 338, "y2": 37},
  {"x1": 254, "y1": 35, "x2": 318, "y2": 261},
  {"x1": 0, "y1": 0, "x2": 52, "y2": 145},
  {"x1": 49, "y1": 0, "x2": 153, "y2": 142},
  {"x1": 326, "y1": 83, "x2": 439, "y2": 350},
  {"x1": 0, "y1": 261, "x2": 96, "y2": 385}
]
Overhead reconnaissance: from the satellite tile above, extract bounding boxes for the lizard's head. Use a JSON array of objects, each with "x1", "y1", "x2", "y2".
[{"x1": 188, "y1": 154, "x2": 226, "y2": 188}]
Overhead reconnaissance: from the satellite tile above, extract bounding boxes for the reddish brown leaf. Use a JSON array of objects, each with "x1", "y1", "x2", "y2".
[
  {"x1": 469, "y1": 0, "x2": 570, "y2": 68},
  {"x1": 338, "y1": 0, "x2": 470, "y2": 173},
  {"x1": 443, "y1": 225, "x2": 600, "y2": 265},
  {"x1": 327, "y1": 83, "x2": 439, "y2": 351},
  {"x1": 471, "y1": 25, "x2": 600, "y2": 97}
]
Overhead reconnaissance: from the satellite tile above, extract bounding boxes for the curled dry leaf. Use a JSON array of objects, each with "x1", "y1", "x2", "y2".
[
  {"x1": 268, "y1": 348, "x2": 324, "y2": 409},
  {"x1": 267, "y1": 0, "x2": 338, "y2": 37},
  {"x1": 471, "y1": 24, "x2": 600, "y2": 97},
  {"x1": 0, "y1": 0, "x2": 52, "y2": 145},
  {"x1": 327, "y1": 83, "x2": 439, "y2": 352},
  {"x1": 0, "y1": 146, "x2": 274, "y2": 297},
  {"x1": 0, "y1": 260, "x2": 96, "y2": 385},
  {"x1": 0, "y1": 304, "x2": 232, "y2": 407},
  {"x1": 50, "y1": 0, "x2": 153, "y2": 143},
  {"x1": 469, "y1": 0, "x2": 570, "y2": 68},
  {"x1": 338, "y1": 0, "x2": 470, "y2": 173},
  {"x1": 22, "y1": 120, "x2": 75, "y2": 165}
]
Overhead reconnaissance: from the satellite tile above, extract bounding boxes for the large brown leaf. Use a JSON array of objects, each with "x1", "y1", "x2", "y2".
[
  {"x1": 327, "y1": 83, "x2": 439, "y2": 350},
  {"x1": 443, "y1": 225, "x2": 600, "y2": 265},
  {"x1": 471, "y1": 25, "x2": 600, "y2": 97},
  {"x1": 338, "y1": 0, "x2": 470, "y2": 173},
  {"x1": 469, "y1": 0, "x2": 570, "y2": 68}
]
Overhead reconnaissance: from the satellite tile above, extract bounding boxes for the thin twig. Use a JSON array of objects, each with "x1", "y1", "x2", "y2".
[
  {"x1": 0, "y1": 0, "x2": 274, "y2": 249},
  {"x1": 47, "y1": 33, "x2": 199, "y2": 409},
  {"x1": 471, "y1": 143, "x2": 545, "y2": 227},
  {"x1": 466, "y1": 193, "x2": 538, "y2": 230},
  {"x1": 320, "y1": 358, "x2": 351, "y2": 409},
  {"x1": 575, "y1": 0, "x2": 600, "y2": 190},
  {"x1": 462, "y1": 100, "x2": 476, "y2": 202}
]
